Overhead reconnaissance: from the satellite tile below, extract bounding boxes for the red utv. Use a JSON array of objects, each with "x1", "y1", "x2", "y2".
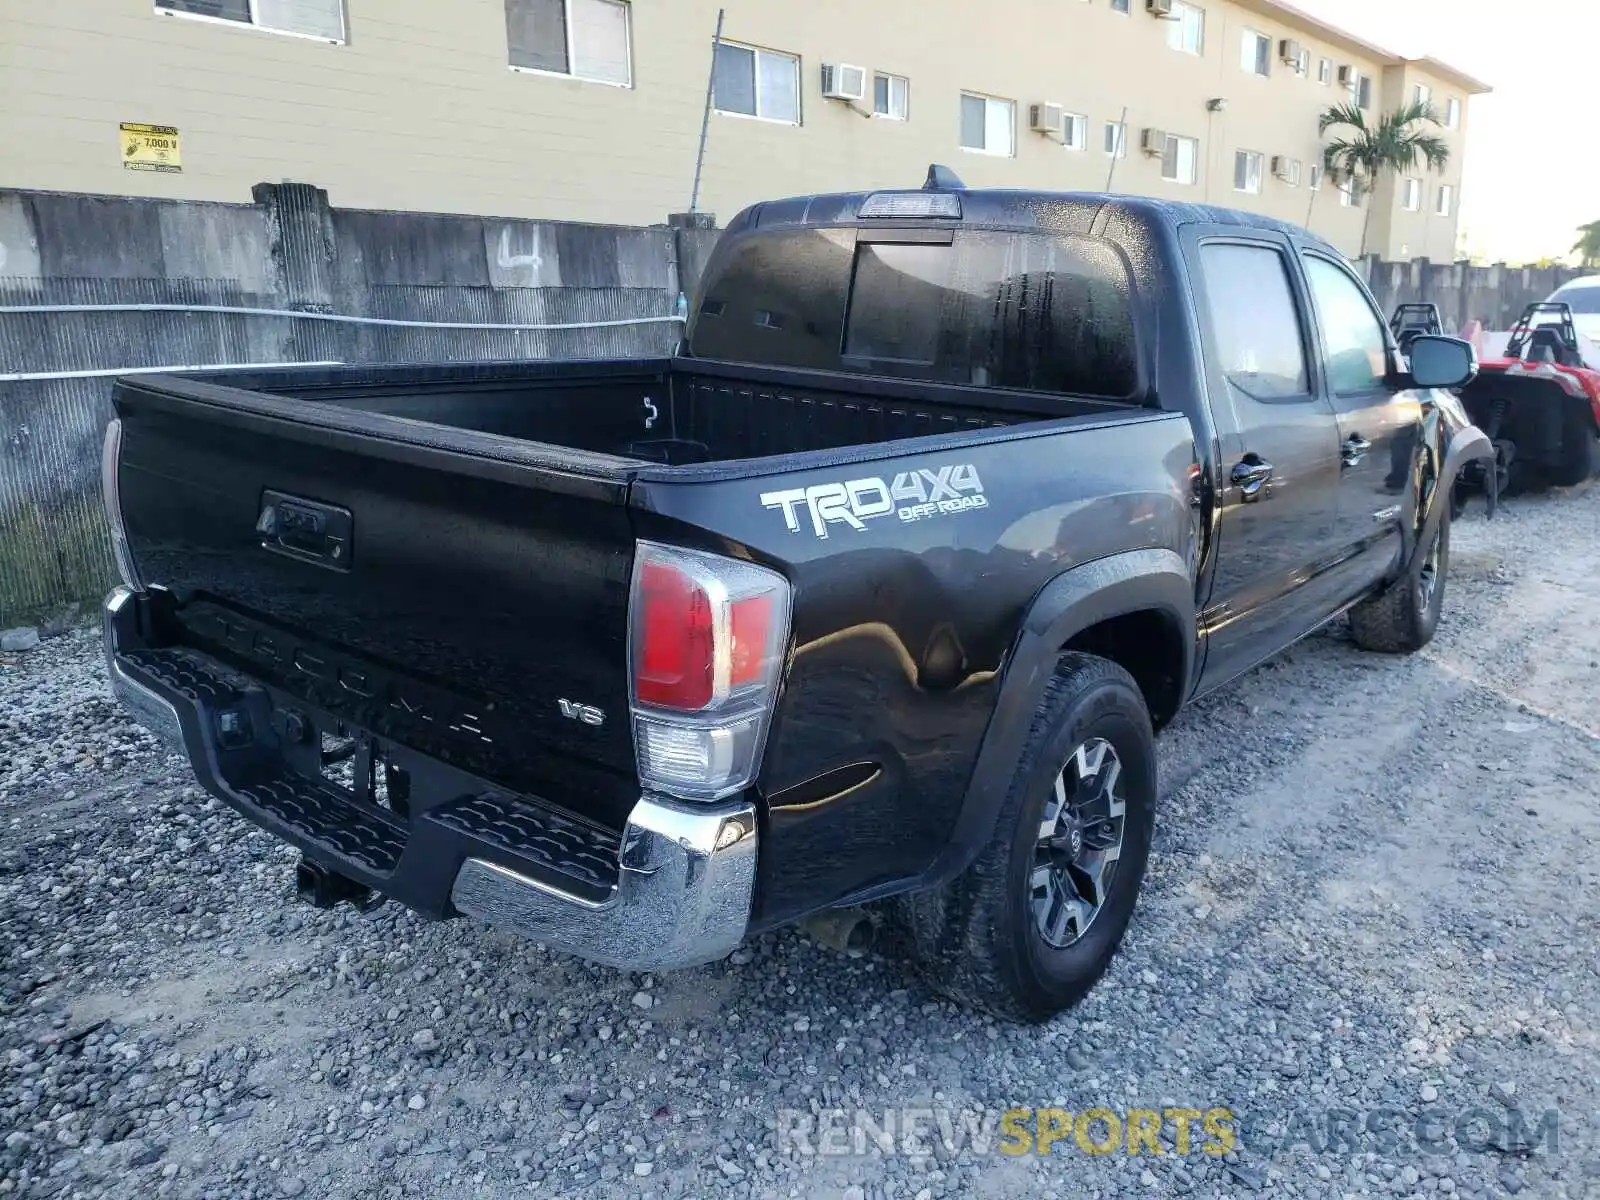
[{"x1": 1457, "y1": 302, "x2": 1600, "y2": 494}]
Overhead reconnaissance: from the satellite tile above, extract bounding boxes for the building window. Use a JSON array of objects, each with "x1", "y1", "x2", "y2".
[
  {"x1": 506, "y1": 0, "x2": 631, "y2": 85},
  {"x1": 1240, "y1": 30, "x2": 1271, "y2": 76},
  {"x1": 874, "y1": 73, "x2": 909, "y2": 120},
  {"x1": 1339, "y1": 176, "x2": 1360, "y2": 208},
  {"x1": 1318, "y1": 57, "x2": 1332, "y2": 85},
  {"x1": 1402, "y1": 178, "x2": 1422, "y2": 211},
  {"x1": 1110, "y1": 0, "x2": 1131, "y2": 10},
  {"x1": 960, "y1": 92, "x2": 1015, "y2": 156},
  {"x1": 1444, "y1": 97, "x2": 1462, "y2": 128},
  {"x1": 1062, "y1": 112, "x2": 1089, "y2": 150},
  {"x1": 1435, "y1": 184, "x2": 1454, "y2": 216},
  {"x1": 1104, "y1": 121, "x2": 1127, "y2": 158},
  {"x1": 1414, "y1": 83, "x2": 1432, "y2": 109},
  {"x1": 1296, "y1": 48, "x2": 1311, "y2": 76},
  {"x1": 1309, "y1": 163, "x2": 1323, "y2": 189},
  {"x1": 1234, "y1": 150, "x2": 1264, "y2": 194},
  {"x1": 713, "y1": 41, "x2": 800, "y2": 122},
  {"x1": 155, "y1": 0, "x2": 345, "y2": 42},
  {"x1": 1166, "y1": 2, "x2": 1204, "y2": 55},
  {"x1": 1162, "y1": 134, "x2": 1199, "y2": 185},
  {"x1": 1280, "y1": 157, "x2": 1302, "y2": 187},
  {"x1": 1349, "y1": 72, "x2": 1373, "y2": 109}
]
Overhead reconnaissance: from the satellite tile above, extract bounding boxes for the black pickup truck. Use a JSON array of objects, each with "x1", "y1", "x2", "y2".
[{"x1": 101, "y1": 171, "x2": 1492, "y2": 1021}]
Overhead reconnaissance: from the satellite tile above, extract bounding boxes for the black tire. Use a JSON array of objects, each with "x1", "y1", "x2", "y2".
[
  {"x1": 1348, "y1": 508, "x2": 1450, "y2": 654},
  {"x1": 902, "y1": 653, "x2": 1156, "y2": 1022},
  {"x1": 1548, "y1": 401, "x2": 1598, "y2": 488},
  {"x1": 1508, "y1": 457, "x2": 1548, "y2": 495}
]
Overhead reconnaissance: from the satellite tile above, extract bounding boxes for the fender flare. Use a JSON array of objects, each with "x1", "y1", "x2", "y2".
[
  {"x1": 918, "y1": 548, "x2": 1197, "y2": 890},
  {"x1": 1417, "y1": 423, "x2": 1496, "y2": 577}
]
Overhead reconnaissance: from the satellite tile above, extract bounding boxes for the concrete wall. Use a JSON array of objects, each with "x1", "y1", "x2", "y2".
[
  {"x1": 1360, "y1": 257, "x2": 1589, "y2": 336},
  {"x1": 0, "y1": 0, "x2": 1485, "y2": 260},
  {"x1": 0, "y1": 182, "x2": 1560, "y2": 626},
  {"x1": 0, "y1": 184, "x2": 714, "y2": 626}
]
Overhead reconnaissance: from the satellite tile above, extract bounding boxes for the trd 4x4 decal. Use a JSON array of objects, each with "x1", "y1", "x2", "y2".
[{"x1": 760, "y1": 464, "x2": 987, "y2": 538}]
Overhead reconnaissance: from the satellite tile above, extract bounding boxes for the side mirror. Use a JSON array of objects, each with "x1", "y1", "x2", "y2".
[{"x1": 1406, "y1": 334, "x2": 1477, "y2": 390}]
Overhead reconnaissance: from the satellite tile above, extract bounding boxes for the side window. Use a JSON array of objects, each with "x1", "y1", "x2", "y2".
[
  {"x1": 1197, "y1": 243, "x2": 1309, "y2": 401},
  {"x1": 1303, "y1": 257, "x2": 1389, "y2": 393}
]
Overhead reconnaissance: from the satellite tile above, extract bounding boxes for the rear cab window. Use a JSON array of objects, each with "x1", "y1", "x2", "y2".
[{"x1": 690, "y1": 226, "x2": 1141, "y2": 402}]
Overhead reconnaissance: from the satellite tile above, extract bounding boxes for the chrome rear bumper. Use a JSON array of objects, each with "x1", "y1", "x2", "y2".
[
  {"x1": 450, "y1": 797, "x2": 757, "y2": 970},
  {"x1": 104, "y1": 588, "x2": 183, "y2": 748},
  {"x1": 103, "y1": 585, "x2": 757, "y2": 971}
]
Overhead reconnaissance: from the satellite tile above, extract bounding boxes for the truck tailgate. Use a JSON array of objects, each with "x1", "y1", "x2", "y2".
[{"x1": 113, "y1": 374, "x2": 643, "y2": 832}]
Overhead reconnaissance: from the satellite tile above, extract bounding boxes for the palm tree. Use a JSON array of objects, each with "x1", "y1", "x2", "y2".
[
  {"x1": 1572, "y1": 221, "x2": 1600, "y2": 268},
  {"x1": 1319, "y1": 98, "x2": 1450, "y2": 256}
]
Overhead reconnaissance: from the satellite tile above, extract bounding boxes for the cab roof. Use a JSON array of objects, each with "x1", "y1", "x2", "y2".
[{"x1": 721, "y1": 164, "x2": 1339, "y2": 256}]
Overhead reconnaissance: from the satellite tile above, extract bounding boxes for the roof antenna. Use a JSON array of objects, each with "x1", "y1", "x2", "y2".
[{"x1": 923, "y1": 163, "x2": 965, "y2": 191}]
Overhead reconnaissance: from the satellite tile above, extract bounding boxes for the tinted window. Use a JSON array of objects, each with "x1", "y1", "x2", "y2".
[
  {"x1": 1198, "y1": 243, "x2": 1309, "y2": 400},
  {"x1": 1551, "y1": 285, "x2": 1600, "y2": 315},
  {"x1": 843, "y1": 233, "x2": 1138, "y2": 398},
  {"x1": 690, "y1": 229, "x2": 1139, "y2": 400},
  {"x1": 1303, "y1": 257, "x2": 1389, "y2": 393},
  {"x1": 689, "y1": 228, "x2": 856, "y2": 371}
]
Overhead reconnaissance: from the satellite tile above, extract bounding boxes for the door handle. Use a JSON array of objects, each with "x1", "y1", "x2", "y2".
[
  {"x1": 1230, "y1": 456, "x2": 1274, "y2": 502},
  {"x1": 1342, "y1": 433, "x2": 1372, "y2": 467}
]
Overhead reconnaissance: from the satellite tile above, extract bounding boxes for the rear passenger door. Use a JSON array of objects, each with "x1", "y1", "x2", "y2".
[
  {"x1": 1189, "y1": 236, "x2": 1346, "y2": 690},
  {"x1": 1299, "y1": 252, "x2": 1419, "y2": 595}
]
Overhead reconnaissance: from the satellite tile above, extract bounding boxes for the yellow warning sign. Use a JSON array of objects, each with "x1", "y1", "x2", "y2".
[{"x1": 120, "y1": 123, "x2": 182, "y2": 173}]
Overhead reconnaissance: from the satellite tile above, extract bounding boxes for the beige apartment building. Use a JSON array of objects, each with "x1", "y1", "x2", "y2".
[{"x1": 0, "y1": 0, "x2": 1489, "y2": 259}]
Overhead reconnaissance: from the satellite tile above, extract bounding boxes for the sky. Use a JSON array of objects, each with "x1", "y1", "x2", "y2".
[{"x1": 1291, "y1": 0, "x2": 1595, "y2": 265}]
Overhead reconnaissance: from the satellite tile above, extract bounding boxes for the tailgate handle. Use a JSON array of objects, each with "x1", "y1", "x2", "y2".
[{"x1": 258, "y1": 491, "x2": 353, "y2": 571}]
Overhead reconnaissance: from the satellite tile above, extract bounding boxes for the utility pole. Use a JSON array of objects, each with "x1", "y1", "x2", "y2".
[
  {"x1": 1104, "y1": 106, "x2": 1128, "y2": 192},
  {"x1": 688, "y1": 9, "x2": 726, "y2": 216}
]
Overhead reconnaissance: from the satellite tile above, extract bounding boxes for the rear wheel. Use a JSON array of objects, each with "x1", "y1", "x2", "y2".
[{"x1": 902, "y1": 653, "x2": 1155, "y2": 1022}]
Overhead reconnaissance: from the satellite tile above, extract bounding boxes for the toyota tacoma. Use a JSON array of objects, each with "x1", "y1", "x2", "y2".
[{"x1": 101, "y1": 170, "x2": 1492, "y2": 1021}]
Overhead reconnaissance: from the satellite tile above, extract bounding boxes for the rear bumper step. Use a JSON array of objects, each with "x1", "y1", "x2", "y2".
[{"x1": 103, "y1": 587, "x2": 756, "y2": 970}]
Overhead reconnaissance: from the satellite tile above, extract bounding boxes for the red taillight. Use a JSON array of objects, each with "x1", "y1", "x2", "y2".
[
  {"x1": 635, "y1": 561, "x2": 715, "y2": 710},
  {"x1": 628, "y1": 542, "x2": 792, "y2": 800}
]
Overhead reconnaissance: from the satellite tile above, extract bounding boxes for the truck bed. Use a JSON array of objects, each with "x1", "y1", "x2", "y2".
[
  {"x1": 168, "y1": 356, "x2": 1129, "y2": 469},
  {"x1": 109, "y1": 354, "x2": 1161, "y2": 845}
]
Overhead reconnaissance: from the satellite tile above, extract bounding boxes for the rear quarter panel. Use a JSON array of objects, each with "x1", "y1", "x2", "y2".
[{"x1": 630, "y1": 411, "x2": 1199, "y2": 928}]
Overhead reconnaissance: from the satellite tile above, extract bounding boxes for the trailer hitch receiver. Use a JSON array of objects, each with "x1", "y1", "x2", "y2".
[{"x1": 295, "y1": 858, "x2": 384, "y2": 912}]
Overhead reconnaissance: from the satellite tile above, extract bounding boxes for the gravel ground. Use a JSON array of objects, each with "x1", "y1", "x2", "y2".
[{"x1": 4, "y1": 486, "x2": 1600, "y2": 1200}]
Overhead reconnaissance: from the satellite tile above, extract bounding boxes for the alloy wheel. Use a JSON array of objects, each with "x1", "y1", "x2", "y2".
[{"x1": 1030, "y1": 737, "x2": 1127, "y2": 949}]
